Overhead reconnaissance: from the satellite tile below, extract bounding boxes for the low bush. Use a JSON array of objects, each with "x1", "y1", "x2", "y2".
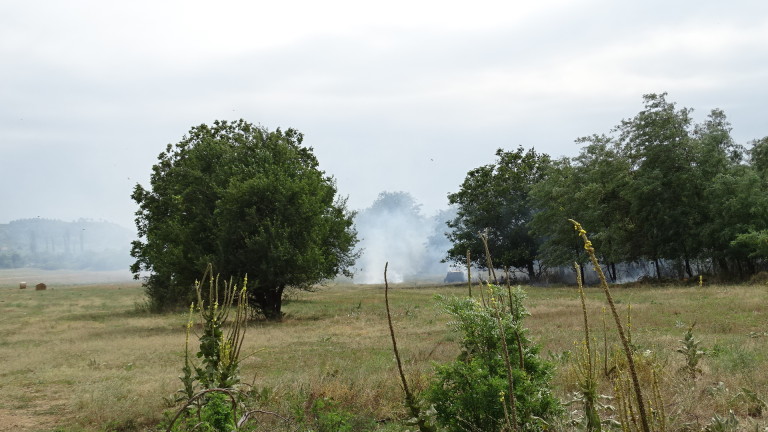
[{"x1": 423, "y1": 286, "x2": 561, "y2": 431}]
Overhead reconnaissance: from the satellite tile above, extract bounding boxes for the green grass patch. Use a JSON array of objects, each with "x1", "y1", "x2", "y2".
[{"x1": 1, "y1": 281, "x2": 767, "y2": 430}]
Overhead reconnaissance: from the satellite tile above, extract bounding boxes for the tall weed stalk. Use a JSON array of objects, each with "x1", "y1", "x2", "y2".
[
  {"x1": 384, "y1": 262, "x2": 435, "y2": 432},
  {"x1": 166, "y1": 264, "x2": 250, "y2": 432},
  {"x1": 569, "y1": 220, "x2": 651, "y2": 432},
  {"x1": 574, "y1": 262, "x2": 602, "y2": 431}
]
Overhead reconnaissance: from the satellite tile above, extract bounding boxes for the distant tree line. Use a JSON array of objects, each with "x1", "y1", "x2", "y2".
[
  {"x1": 0, "y1": 218, "x2": 133, "y2": 270},
  {"x1": 447, "y1": 93, "x2": 768, "y2": 282}
]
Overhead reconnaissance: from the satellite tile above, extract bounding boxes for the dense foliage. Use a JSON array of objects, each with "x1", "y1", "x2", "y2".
[
  {"x1": 446, "y1": 147, "x2": 551, "y2": 280},
  {"x1": 424, "y1": 287, "x2": 560, "y2": 431},
  {"x1": 450, "y1": 93, "x2": 768, "y2": 281},
  {"x1": 131, "y1": 120, "x2": 358, "y2": 316}
]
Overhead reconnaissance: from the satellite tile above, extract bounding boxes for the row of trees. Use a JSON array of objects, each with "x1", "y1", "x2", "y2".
[
  {"x1": 133, "y1": 93, "x2": 765, "y2": 316},
  {"x1": 447, "y1": 93, "x2": 768, "y2": 281}
]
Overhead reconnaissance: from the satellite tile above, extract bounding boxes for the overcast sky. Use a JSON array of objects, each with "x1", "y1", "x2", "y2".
[{"x1": 2, "y1": 0, "x2": 767, "y2": 230}]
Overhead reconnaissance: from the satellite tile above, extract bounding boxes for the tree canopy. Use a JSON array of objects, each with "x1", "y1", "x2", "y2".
[
  {"x1": 130, "y1": 120, "x2": 358, "y2": 317},
  {"x1": 453, "y1": 93, "x2": 768, "y2": 282},
  {"x1": 446, "y1": 146, "x2": 550, "y2": 280}
]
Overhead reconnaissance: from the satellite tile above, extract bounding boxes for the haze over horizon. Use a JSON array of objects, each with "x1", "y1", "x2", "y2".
[{"x1": 2, "y1": 0, "x2": 767, "y2": 230}]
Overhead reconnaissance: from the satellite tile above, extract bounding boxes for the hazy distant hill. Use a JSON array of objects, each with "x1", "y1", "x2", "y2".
[{"x1": 0, "y1": 218, "x2": 134, "y2": 270}]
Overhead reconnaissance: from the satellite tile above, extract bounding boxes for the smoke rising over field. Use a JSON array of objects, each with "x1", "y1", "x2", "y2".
[{"x1": 353, "y1": 191, "x2": 456, "y2": 284}]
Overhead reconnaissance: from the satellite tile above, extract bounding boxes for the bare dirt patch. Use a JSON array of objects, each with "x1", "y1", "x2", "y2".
[{"x1": 0, "y1": 405, "x2": 61, "y2": 432}]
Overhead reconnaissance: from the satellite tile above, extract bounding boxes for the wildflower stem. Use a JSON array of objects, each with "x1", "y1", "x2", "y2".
[
  {"x1": 467, "y1": 249, "x2": 472, "y2": 298},
  {"x1": 569, "y1": 219, "x2": 651, "y2": 432},
  {"x1": 384, "y1": 262, "x2": 435, "y2": 432},
  {"x1": 490, "y1": 285, "x2": 519, "y2": 431}
]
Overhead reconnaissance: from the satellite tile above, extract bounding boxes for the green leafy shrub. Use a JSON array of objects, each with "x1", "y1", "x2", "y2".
[
  {"x1": 748, "y1": 270, "x2": 768, "y2": 285},
  {"x1": 310, "y1": 397, "x2": 356, "y2": 432},
  {"x1": 200, "y1": 392, "x2": 236, "y2": 432},
  {"x1": 423, "y1": 286, "x2": 560, "y2": 431},
  {"x1": 292, "y1": 396, "x2": 376, "y2": 432}
]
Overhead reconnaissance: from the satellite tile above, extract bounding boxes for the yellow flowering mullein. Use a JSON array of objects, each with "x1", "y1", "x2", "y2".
[
  {"x1": 575, "y1": 262, "x2": 601, "y2": 431},
  {"x1": 186, "y1": 302, "x2": 194, "y2": 352},
  {"x1": 180, "y1": 302, "x2": 196, "y2": 400},
  {"x1": 499, "y1": 389, "x2": 515, "y2": 432},
  {"x1": 569, "y1": 219, "x2": 652, "y2": 432},
  {"x1": 220, "y1": 334, "x2": 231, "y2": 367}
]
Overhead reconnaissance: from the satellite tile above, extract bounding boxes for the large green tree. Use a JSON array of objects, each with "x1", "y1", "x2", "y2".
[
  {"x1": 617, "y1": 93, "x2": 701, "y2": 278},
  {"x1": 446, "y1": 147, "x2": 550, "y2": 280},
  {"x1": 131, "y1": 120, "x2": 358, "y2": 318},
  {"x1": 530, "y1": 136, "x2": 634, "y2": 281}
]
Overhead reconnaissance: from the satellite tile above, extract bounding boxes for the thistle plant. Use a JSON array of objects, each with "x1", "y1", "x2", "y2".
[
  {"x1": 704, "y1": 410, "x2": 739, "y2": 432},
  {"x1": 731, "y1": 387, "x2": 766, "y2": 417},
  {"x1": 676, "y1": 323, "x2": 704, "y2": 381}
]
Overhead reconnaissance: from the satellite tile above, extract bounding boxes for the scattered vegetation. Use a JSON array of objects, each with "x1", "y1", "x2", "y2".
[{"x1": 2, "y1": 275, "x2": 768, "y2": 431}]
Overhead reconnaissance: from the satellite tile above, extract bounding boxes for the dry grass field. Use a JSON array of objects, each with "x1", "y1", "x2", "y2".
[{"x1": 1, "y1": 274, "x2": 766, "y2": 431}]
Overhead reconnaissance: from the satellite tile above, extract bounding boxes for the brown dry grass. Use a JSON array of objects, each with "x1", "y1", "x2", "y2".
[{"x1": 1, "y1": 279, "x2": 767, "y2": 431}]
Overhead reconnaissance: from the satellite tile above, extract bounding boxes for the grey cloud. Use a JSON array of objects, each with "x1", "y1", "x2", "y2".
[{"x1": 1, "y1": 0, "x2": 767, "y2": 230}]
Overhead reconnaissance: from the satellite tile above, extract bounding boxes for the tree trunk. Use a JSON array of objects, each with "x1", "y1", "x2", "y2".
[
  {"x1": 684, "y1": 256, "x2": 693, "y2": 279},
  {"x1": 654, "y1": 259, "x2": 662, "y2": 281},
  {"x1": 251, "y1": 285, "x2": 285, "y2": 320},
  {"x1": 526, "y1": 261, "x2": 536, "y2": 282},
  {"x1": 746, "y1": 259, "x2": 756, "y2": 277},
  {"x1": 717, "y1": 257, "x2": 729, "y2": 277},
  {"x1": 608, "y1": 262, "x2": 617, "y2": 283}
]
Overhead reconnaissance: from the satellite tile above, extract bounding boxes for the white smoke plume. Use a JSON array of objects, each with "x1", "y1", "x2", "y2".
[{"x1": 352, "y1": 191, "x2": 455, "y2": 284}]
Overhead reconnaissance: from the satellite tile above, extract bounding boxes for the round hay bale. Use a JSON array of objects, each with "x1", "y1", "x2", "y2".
[
  {"x1": 19, "y1": 282, "x2": 27, "y2": 289},
  {"x1": 35, "y1": 283, "x2": 47, "y2": 291}
]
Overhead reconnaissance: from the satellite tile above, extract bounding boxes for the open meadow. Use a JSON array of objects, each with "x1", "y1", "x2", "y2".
[{"x1": 1, "y1": 276, "x2": 767, "y2": 431}]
